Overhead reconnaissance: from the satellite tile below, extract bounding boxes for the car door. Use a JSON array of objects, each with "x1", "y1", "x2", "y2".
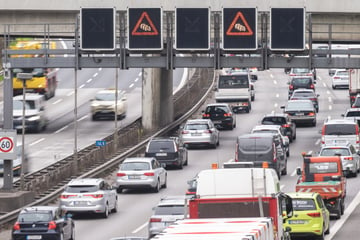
[
  {"x1": 56, "y1": 208, "x2": 71, "y2": 239},
  {"x1": 103, "y1": 181, "x2": 116, "y2": 210},
  {"x1": 209, "y1": 121, "x2": 219, "y2": 144},
  {"x1": 153, "y1": 159, "x2": 166, "y2": 185},
  {"x1": 317, "y1": 195, "x2": 330, "y2": 231}
]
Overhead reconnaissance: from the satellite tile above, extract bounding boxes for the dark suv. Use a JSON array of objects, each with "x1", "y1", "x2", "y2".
[
  {"x1": 261, "y1": 113, "x2": 296, "y2": 142},
  {"x1": 288, "y1": 76, "x2": 316, "y2": 98},
  {"x1": 12, "y1": 206, "x2": 75, "y2": 240},
  {"x1": 145, "y1": 137, "x2": 188, "y2": 169},
  {"x1": 202, "y1": 103, "x2": 236, "y2": 130}
]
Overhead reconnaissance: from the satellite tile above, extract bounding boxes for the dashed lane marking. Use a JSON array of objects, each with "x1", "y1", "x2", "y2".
[{"x1": 29, "y1": 138, "x2": 45, "y2": 146}]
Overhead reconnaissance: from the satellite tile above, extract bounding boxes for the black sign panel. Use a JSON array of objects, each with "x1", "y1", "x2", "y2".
[
  {"x1": 176, "y1": 8, "x2": 210, "y2": 50},
  {"x1": 80, "y1": 8, "x2": 115, "y2": 51},
  {"x1": 222, "y1": 8, "x2": 257, "y2": 50},
  {"x1": 270, "y1": 8, "x2": 305, "y2": 50},
  {"x1": 128, "y1": 8, "x2": 162, "y2": 50}
]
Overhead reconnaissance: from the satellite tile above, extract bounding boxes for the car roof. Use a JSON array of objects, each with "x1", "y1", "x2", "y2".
[
  {"x1": 238, "y1": 132, "x2": 277, "y2": 139},
  {"x1": 263, "y1": 113, "x2": 288, "y2": 118},
  {"x1": 287, "y1": 99, "x2": 313, "y2": 104},
  {"x1": 123, "y1": 157, "x2": 155, "y2": 163},
  {"x1": 321, "y1": 143, "x2": 352, "y2": 149},
  {"x1": 345, "y1": 108, "x2": 360, "y2": 112},
  {"x1": 286, "y1": 192, "x2": 319, "y2": 199},
  {"x1": 205, "y1": 103, "x2": 231, "y2": 107},
  {"x1": 252, "y1": 125, "x2": 281, "y2": 131},
  {"x1": 292, "y1": 89, "x2": 315, "y2": 93},
  {"x1": 158, "y1": 195, "x2": 186, "y2": 206},
  {"x1": 20, "y1": 206, "x2": 58, "y2": 214},
  {"x1": 67, "y1": 178, "x2": 103, "y2": 186},
  {"x1": 185, "y1": 119, "x2": 211, "y2": 124},
  {"x1": 325, "y1": 118, "x2": 357, "y2": 125}
]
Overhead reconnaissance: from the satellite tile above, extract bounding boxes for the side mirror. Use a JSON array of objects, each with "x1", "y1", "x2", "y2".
[
  {"x1": 341, "y1": 114, "x2": 345, "y2": 117},
  {"x1": 296, "y1": 167, "x2": 302, "y2": 176}
]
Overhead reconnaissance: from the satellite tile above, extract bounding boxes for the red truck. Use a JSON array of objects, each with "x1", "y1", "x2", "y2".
[{"x1": 295, "y1": 155, "x2": 347, "y2": 219}]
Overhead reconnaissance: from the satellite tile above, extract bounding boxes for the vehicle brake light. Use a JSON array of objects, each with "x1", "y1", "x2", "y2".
[
  {"x1": 310, "y1": 98, "x2": 317, "y2": 101},
  {"x1": 48, "y1": 221, "x2": 57, "y2": 230},
  {"x1": 144, "y1": 172, "x2": 155, "y2": 176},
  {"x1": 84, "y1": 194, "x2": 104, "y2": 198},
  {"x1": 181, "y1": 130, "x2": 189, "y2": 134},
  {"x1": 289, "y1": 85, "x2": 294, "y2": 90},
  {"x1": 282, "y1": 124, "x2": 290, "y2": 128},
  {"x1": 204, "y1": 130, "x2": 213, "y2": 134},
  {"x1": 117, "y1": 172, "x2": 126, "y2": 177},
  {"x1": 202, "y1": 114, "x2": 210, "y2": 118},
  {"x1": 307, "y1": 212, "x2": 321, "y2": 218},
  {"x1": 60, "y1": 194, "x2": 76, "y2": 199},
  {"x1": 13, "y1": 222, "x2": 20, "y2": 231},
  {"x1": 150, "y1": 218, "x2": 161, "y2": 222},
  {"x1": 333, "y1": 77, "x2": 340, "y2": 79},
  {"x1": 224, "y1": 113, "x2": 232, "y2": 117},
  {"x1": 310, "y1": 84, "x2": 315, "y2": 89},
  {"x1": 308, "y1": 112, "x2": 315, "y2": 116},
  {"x1": 343, "y1": 157, "x2": 353, "y2": 161}
]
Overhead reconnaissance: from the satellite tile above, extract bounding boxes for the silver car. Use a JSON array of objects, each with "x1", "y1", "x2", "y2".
[
  {"x1": 59, "y1": 178, "x2": 118, "y2": 218},
  {"x1": 148, "y1": 195, "x2": 186, "y2": 238},
  {"x1": 179, "y1": 119, "x2": 220, "y2": 149},
  {"x1": 115, "y1": 157, "x2": 167, "y2": 193}
]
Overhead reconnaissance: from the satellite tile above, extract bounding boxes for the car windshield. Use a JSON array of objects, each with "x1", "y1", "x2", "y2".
[
  {"x1": 324, "y1": 124, "x2": 356, "y2": 135},
  {"x1": 147, "y1": 141, "x2": 175, "y2": 153},
  {"x1": 252, "y1": 129, "x2": 278, "y2": 134},
  {"x1": 239, "y1": 138, "x2": 272, "y2": 151},
  {"x1": 286, "y1": 101, "x2": 313, "y2": 110},
  {"x1": 18, "y1": 212, "x2": 52, "y2": 222},
  {"x1": 218, "y1": 75, "x2": 249, "y2": 89},
  {"x1": 309, "y1": 162, "x2": 338, "y2": 174},
  {"x1": 121, "y1": 162, "x2": 150, "y2": 171},
  {"x1": 184, "y1": 123, "x2": 209, "y2": 131},
  {"x1": 320, "y1": 148, "x2": 350, "y2": 156},
  {"x1": 335, "y1": 71, "x2": 349, "y2": 76},
  {"x1": 65, "y1": 185, "x2": 99, "y2": 193},
  {"x1": 95, "y1": 92, "x2": 119, "y2": 101},
  {"x1": 291, "y1": 199, "x2": 316, "y2": 211},
  {"x1": 292, "y1": 78, "x2": 312, "y2": 85},
  {"x1": 154, "y1": 205, "x2": 185, "y2": 215},
  {"x1": 13, "y1": 100, "x2": 36, "y2": 110}
]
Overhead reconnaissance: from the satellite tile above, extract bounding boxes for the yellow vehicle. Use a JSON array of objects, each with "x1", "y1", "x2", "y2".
[{"x1": 283, "y1": 192, "x2": 330, "y2": 240}]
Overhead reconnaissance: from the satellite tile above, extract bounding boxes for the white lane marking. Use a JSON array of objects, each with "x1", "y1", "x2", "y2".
[
  {"x1": 273, "y1": 80, "x2": 277, "y2": 85},
  {"x1": 132, "y1": 221, "x2": 148, "y2": 234},
  {"x1": 98, "y1": 68, "x2": 102, "y2": 71},
  {"x1": 274, "y1": 103, "x2": 278, "y2": 108},
  {"x1": 326, "y1": 190, "x2": 360, "y2": 240},
  {"x1": 280, "y1": 185, "x2": 285, "y2": 190},
  {"x1": 93, "y1": 72, "x2": 98, "y2": 78},
  {"x1": 67, "y1": 91, "x2": 74, "y2": 97},
  {"x1": 134, "y1": 77, "x2": 139, "y2": 82},
  {"x1": 138, "y1": 72, "x2": 142, "y2": 77},
  {"x1": 87, "y1": 78, "x2": 92, "y2": 83},
  {"x1": 291, "y1": 169, "x2": 297, "y2": 177},
  {"x1": 270, "y1": 74, "x2": 274, "y2": 79},
  {"x1": 315, "y1": 139, "x2": 321, "y2": 145},
  {"x1": 129, "y1": 83, "x2": 134, "y2": 88},
  {"x1": 276, "y1": 93, "x2": 279, "y2": 98},
  {"x1": 29, "y1": 138, "x2": 45, "y2": 146},
  {"x1": 79, "y1": 84, "x2": 85, "y2": 89},
  {"x1": 52, "y1": 99, "x2": 63, "y2": 105},
  {"x1": 329, "y1": 105, "x2": 332, "y2": 111},
  {"x1": 77, "y1": 115, "x2": 87, "y2": 122},
  {"x1": 327, "y1": 90, "x2": 331, "y2": 95},
  {"x1": 55, "y1": 125, "x2": 68, "y2": 134},
  {"x1": 328, "y1": 96, "x2": 332, "y2": 103},
  {"x1": 323, "y1": 82, "x2": 327, "y2": 87},
  {"x1": 318, "y1": 76, "x2": 322, "y2": 81}
]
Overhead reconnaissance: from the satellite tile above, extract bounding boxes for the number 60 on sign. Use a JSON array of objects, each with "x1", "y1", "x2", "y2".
[{"x1": 0, "y1": 130, "x2": 17, "y2": 160}]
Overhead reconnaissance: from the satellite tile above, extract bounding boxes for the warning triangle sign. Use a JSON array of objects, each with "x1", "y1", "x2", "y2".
[
  {"x1": 226, "y1": 11, "x2": 253, "y2": 36},
  {"x1": 131, "y1": 12, "x2": 159, "y2": 36}
]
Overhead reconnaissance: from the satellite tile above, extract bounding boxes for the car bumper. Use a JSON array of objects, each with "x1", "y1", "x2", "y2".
[
  {"x1": 181, "y1": 135, "x2": 214, "y2": 145},
  {"x1": 285, "y1": 221, "x2": 324, "y2": 237},
  {"x1": 289, "y1": 116, "x2": 316, "y2": 124},
  {"x1": 60, "y1": 200, "x2": 106, "y2": 214},
  {"x1": 13, "y1": 232, "x2": 62, "y2": 240},
  {"x1": 116, "y1": 178, "x2": 157, "y2": 189}
]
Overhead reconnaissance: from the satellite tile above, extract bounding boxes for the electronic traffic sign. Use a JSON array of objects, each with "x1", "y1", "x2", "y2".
[
  {"x1": 175, "y1": 8, "x2": 210, "y2": 50},
  {"x1": 270, "y1": 8, "x2": 305, "y2": 51},
  {"x1": 80, "y1": 7, "x2": 116, "y2": 51},
  {"x1": 222, "y1": 8, "x2": 257, "y2": 50},
  {"x1": 128, "y1": 8, "x2": 163, "y2": 50}
]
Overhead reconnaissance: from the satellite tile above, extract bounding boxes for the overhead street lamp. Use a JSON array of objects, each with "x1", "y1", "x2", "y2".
[{"x1": 16, "y1": 72, "x2": 33, "y2": 190}]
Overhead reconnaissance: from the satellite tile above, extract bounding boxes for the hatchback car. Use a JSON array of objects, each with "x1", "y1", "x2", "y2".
[
  {"x1": 289, "y1": 68, "x2": 317, "y2": 80},
  {"x1": 148, "y1": 195, "x2": 187, "y2": 238},
  {"x1": 332, "y1": 69, "x2": 349, "y2": 89},
  {"x1": 12, "y1": 206, "x2": 75, "y2": 240},
  {"x1": 283, "y1": 192, "x2": 330, "y2": 239},
  {"x1": 145, "y1": 137, "x2": 188, "y2": 169},
  {"x1": 60, "y1": 178, "x2": 118, "y2": 218},
  {"x1": 260, "y1": 113, "x2": 296, "y2": 142},
  {"x1": 342, "y1": 108, "x2": 360, "y2": 126},
  {"x1": 319, "y1": 143, "x2": 360, "y2": 177},
  {"x1": 202, "y1": 103, "x2": 236, "y2": 130},
  {"x1": 288, "y1": 76, "x2": 316, "y2": 98},
  {"x1": 116, "y1": 157, "x2": 167, "y2": 193},
  {"x1": 90, "y1": 89, "x2": 127, "y2": 120},
  {"x1": 290, "y1": 89, "x2": 320, "y2": 112},
  {"x1": 281, "y1": 100, "x2": 317, "y2": 126},
  {"x1": 179, "y1": 119, "x2": 220, "y2": 149}
]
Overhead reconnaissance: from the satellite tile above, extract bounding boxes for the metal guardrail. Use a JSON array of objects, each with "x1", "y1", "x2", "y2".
[{"x1": 0, "y1": 68, "x2": 215, "y2": 229}]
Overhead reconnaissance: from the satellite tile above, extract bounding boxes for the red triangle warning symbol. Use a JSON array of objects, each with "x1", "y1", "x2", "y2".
[
  {"x1": 131, "y1": 12, "x2": 159, "y2": 36},
  {"x1": 226, "y1": 12, "x2": 253, "y2": 36}
]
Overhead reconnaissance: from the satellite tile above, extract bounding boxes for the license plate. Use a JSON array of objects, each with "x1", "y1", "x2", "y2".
[
  {"x1": 74, "y1": 201, "x2": 87, "y2": 206},
  {"x1": 156, "y1": 153, "x2": 167, "y2": 156},
  {"x1": 288, "y1": 220, "x2": 307, "y2": 224},
  {"x1": 212, "y1": 121, "x2": 221, "y2": 124},
  {"x1": 295, "y1": 112, "x2": 304, "y2": 116},
  {"x1": 191, "y1": 133, "x2": 201, "y2": 136},
  {"x1": 27, "y1": 236, "x2": 42, "y2": 240},
  {"x1": 128, "y1": 175, "x2": 141, "y2": 179}
]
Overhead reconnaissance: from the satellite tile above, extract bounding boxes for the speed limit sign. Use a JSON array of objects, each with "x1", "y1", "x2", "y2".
[{"x1": 0, "y1": 130, "x2": 17, "y2": 159}]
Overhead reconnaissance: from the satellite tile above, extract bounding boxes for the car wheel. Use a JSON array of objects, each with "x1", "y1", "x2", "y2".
[
  {"x1": 281, "y1": 162, "x2": 287, "y2": 176},
  {"x1": 352, "y1": 170, "x2": 358, "y2": 178},
  {"x1": 341, "y1": 199, "x2": 345, "y2": 215},
  {"x1": 153, "y1": 180, "x2": 160, "y2": 193},
  {"x1": 102, "y1": 204, "x2": 109, "y2": 218},
  {"x1": 184, "y1": 154, "x2": 188, "y2": 166},
  {"x1": 116, "y1": 187, "x2": 123, "y2": 194},
  {"x1": 59, "y1": 232, "x2": 64, "y2": 240},
  {"x1": 162, "y1": 175, "x2": 167, "y2": 188},
  {"x1": 335, "y1": 200, "x2": 341, "y2": 219},
  {"x1": 317, "y1": 228, "x2": 325, "y2": 240},
  {"x1": 324, "y1": 223, "x2": 330, "y2": 235},
  {"x1": 70, "y1": 225, "x2": 75, "y2": 240},
  {"x1": 332, "y1": 85, "x2": 336, "y2": 89},
  {"x1": 286, "y1": 149, "x2": 290, "y2": 157},
  {"x1": 178, "y1": 161, "x2": 183, "y2": 169},
  {"x1": 112, "y1": 199, "x2": 118, "y2": 213},
  {"x1": 91, "y1": 115, "x2": 97, "y2": 121},
  {"x1": 312, "y1": 120, "x2": 317, "y2": 127}
]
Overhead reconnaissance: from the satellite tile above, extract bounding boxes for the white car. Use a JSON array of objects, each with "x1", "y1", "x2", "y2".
[
  {"x1": 332, "y1": 69, "x2": 349, "y2": 89},
  {"x1": 251, "y1": 124, "x2": 290, "y2": 157},
  {"x1": 90, "y1": 89, "x2": 127, "y2": 120}
]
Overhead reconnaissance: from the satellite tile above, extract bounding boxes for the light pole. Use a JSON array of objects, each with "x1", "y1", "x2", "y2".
[{"x1": 16, "y1": 72, "x2": 33, "y2": 191}]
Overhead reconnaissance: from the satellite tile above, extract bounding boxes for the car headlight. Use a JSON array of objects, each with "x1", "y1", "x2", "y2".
[{"x1": 27, "y1": 115, "x2": 41, "y2": 121}]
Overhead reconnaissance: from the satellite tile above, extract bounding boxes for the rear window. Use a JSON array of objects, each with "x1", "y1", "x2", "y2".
[
  {"x1": 184, "y1": 123, "x2": 209, "y2": 130},
  {"x1": 218, "y1": 75, "x2": 249, "y2": 89},
  {"x1": 65, "y1": 185, "x2": 99, "y2": 193},
  {"x1": 238, "y1": 138, "x2": 272, "y2": 151},
  {"x1": 261, "y1": 117, "x2": 286, "y2": 125},
  {"x1": 345, "y1": 111, "x2": 360, "y2": 117},
  {"x1": 147, "y1": 141, "x2": 175, "y2": 153},
  {"x1": 154, "y1": 205, "x2": 185, "y2": 215},
  {"x1": 335, "y1": 71, "x2": 349, "y2": 76},
  {"x1": 290, "y1": 199, "x2": 316, "y2": 211},
  {"x1": 286, "y1": 101, "x2": 313, "y2": 110},
  {"x1": 292, "y1": 68, "x2": 311, "y2": 74},
  {"x1": 324, "y1": 124, "x2": 357, "y2": 135},
  {"x1": 121, "y1": 162, "x2": 150, "y2": 171},
  {"x1": 291, "y1": 78, "x2": 312, "y2": 85},
  {"x1": 18, "y1": 212, "x2": 52, "y2": 222},
  {"x1": 309, "y1": 162, "x2": 338, "y2": 174},
  {"x1": 320, "y1": 148, "x2": 350, "y2": 156}
]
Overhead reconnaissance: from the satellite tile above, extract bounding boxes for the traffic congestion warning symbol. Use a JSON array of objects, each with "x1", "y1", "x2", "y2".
[
  {"x1": 226, "y1": 11, "x2": 253, "y2": 36},
  {"x1": 131, "y1": 12, "x2": 159, "y2": 36}
]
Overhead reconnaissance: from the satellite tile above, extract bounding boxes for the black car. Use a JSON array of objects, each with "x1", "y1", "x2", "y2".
[
  {"x1": 261, "y1": 113, "x2": 297, "y2": 142},
  {"x1": 12, "y1": 206, "x2": 75, "y2": 240},
  {"x1": 145, "y1": 137, "x2": 188, "y2": 169},
  {"x1": 290, "y1": 89, "x2": 320, "y2": 112},
  {"x1": 288, "y1": 76, "x2": 316, "y2": 98},
  {"x1": 202, "y1": 103, "x2": 236, "y2": 130},
  {"x1": 281, "y1": 100, "x2": 317, "y2": 127}
]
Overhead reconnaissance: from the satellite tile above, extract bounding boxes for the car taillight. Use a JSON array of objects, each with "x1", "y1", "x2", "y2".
[
  {"x1": 291, "y1": 98, "x2": 298, "y2": 100},
  {"x1": 310, "y1": 98, "x2": 317, "y2": 101},
  {"x1": 60, "y1": 194, "x2": 76, "y2": 199},
  {"x1": 202, "y1": 114, "x2": 210, "y2": 118},
  {"x1": 144, "y1": 172, "x2": 155, "y2": 176},
  {"x1": 308, "y1": 112, "x2": 315, "y2": 116},
  {"x1": 13, "y1": 222, "x2": 20, "y2": 231},
  {"x1": 117, "y1": 172, "x2": 126, "y2": 177},
  {"x1": 333, "y1": 77, "x2": 340, "y2": 79},
  {"x1": 84, "y1": 194, "x2": 104, "y2": 198},
  {"x1": 150, "y1": 218, "x2": 161, "y2": 222},
  {"x1": 48, "y1": 221, "x2": 57, "y2": 230},
  {"x1": 181, "y1": 130, "x2": 189, "y2": 134},
  {"x1": 204, "y1": 130, "x2": 213, "y2": 134},
  {"x1": 289, "y1": 85, "x2": 294, "y2": 90},
  {"x1": 343, "y1": 157, "x2": 353, "y2": 160},
  {"x1": 224, "y1": 113, "x2": 232, "y2": 117},
  {"x1": 310, "y1": 84, "x2": 315, "y2": 89},
  {"x1": 282, "y1": 124, "x2": 290, "y2": 128},
  {"x1": 307, "y1": 212, "x2": 321, "y2": 218}
]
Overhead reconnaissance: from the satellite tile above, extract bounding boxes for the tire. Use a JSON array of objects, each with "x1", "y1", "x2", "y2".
[
  {"x1": 91, "y1": 115, "x2": 97, "y2": 121},
  {"x1": 178, "y1": 161, "x2": 183, "y2": 169},
  {"x1": 281, "y1": 163, "x2": 287, "y2": 176},
  {"x1": 162, "y1": 175, "x2": 167, "y2": 189},
  {"x1": 184, "y1": 153, "x2": 188, "y2": 166},
  {"x1": 341, "y1": 198, "x2": 345, "y2": 215},
  {"x1": 116, "y1": 187, "x2": 123, "y2": 194},
  {"x1": 70, "y1": 225, "x2": 75, "y2": 240},
  {"x1": 286, "y1": 149, "x2": 290, "y2": 157},
  {"x1": 317, "y1": 229, "x2": 325, "y2": 240},
  {"x1": 59, "y1": 232, "x2": 64, "y2": 240},
  {"x1": 153, "y1": 180, "x2": 160, "y2": 193},
  {"x1": 312, "y1": 120, "x2": 317, "y2": 127},
  {"x1": 251, "y1": 96, "x2": 255, "y2": 101},
  {"x1": 102, "y1": 204, "x2": 109, "y2": 218},
  {"x1": 112, "y1": 199, "x2": 118, "y2": 213},
  {"x1": 335, "y1": 200, "x2": 342, "y2": 219},
  {"x1": 324, "y1": 223, "x2": 330, "y2": 235}
]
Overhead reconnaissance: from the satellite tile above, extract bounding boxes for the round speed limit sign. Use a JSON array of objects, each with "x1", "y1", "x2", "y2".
[{"x1": 0, "y1": 137, "x2": 15, "y2": 153}]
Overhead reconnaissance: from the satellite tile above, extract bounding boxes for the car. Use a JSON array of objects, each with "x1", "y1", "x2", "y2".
[
  {"x1": 13, "y1": 94, "x2": 48, "y2": 133},
  {"x1": 12, "y1": 206, "x2": 75, "y2": 240},
  {"x1": 283, "y1": 192, "x2": 330, "y2": 239},
  {"x1": 60, "y1": 178, "x2": 118, "y2": 218},
  {"x1": 148, "y1": 195, "x2": 187, "y2": 238},
  {"x1": 185, "y1": 174, "x2": 198, "y2": 197},
  {"x1": 251, "y1": 125, "x2": 290, "y2": 157},
  {"x1": 260, "y1": 113, "x2": 297, "y2": 142},
  {"x1": 342, "y1": 108, "x2": 360, "y2": 125},
  {"x1": 90, "y1": 89, "x2": 127, "y2": 120},
  {"x1": 331, "y1": 69, "x2": 349, "y2": 89},
  {"x1": 115, "y1": 157, "x2": 167, "y2": 193},
  {"x1": 281, "y1": 100, "x2": 317, "y2": 126},
  {"x1": 250, "y1": 82, "x2": 255, "y2": 101},
  {"x1": 0, "y1": 144, "x2": 29, "y2": 176},
  {"x1": 289, "y1": 89, "x2": 320, "y2": 112},
  {"x1": 202, "y1": 103, "x2": 236, "y2": 130},
  {"x1": 319, "y1": 142, "x2": 360, "y2": 177},
  {"x1": 288, "y1": 76, "x2": 316, "y2": 98},
  {"x1": 179, "y1": 119, "x2": 220, "y2": 149},
  {"x1": 351, "y1": 93, "x2": 360, "y2": 108},
  {"x1": 289, "y1": 67, "x2": 317, "y2": 80},
  {"x1": 227, "y1": 67, "x2": 258, "y2": 81},
  {"x1": 145, "y1": 137, "x2": 188, "y2": 169},
  {"x1": 315, "y1": 45, "x2": 329, "y2": 58}
]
